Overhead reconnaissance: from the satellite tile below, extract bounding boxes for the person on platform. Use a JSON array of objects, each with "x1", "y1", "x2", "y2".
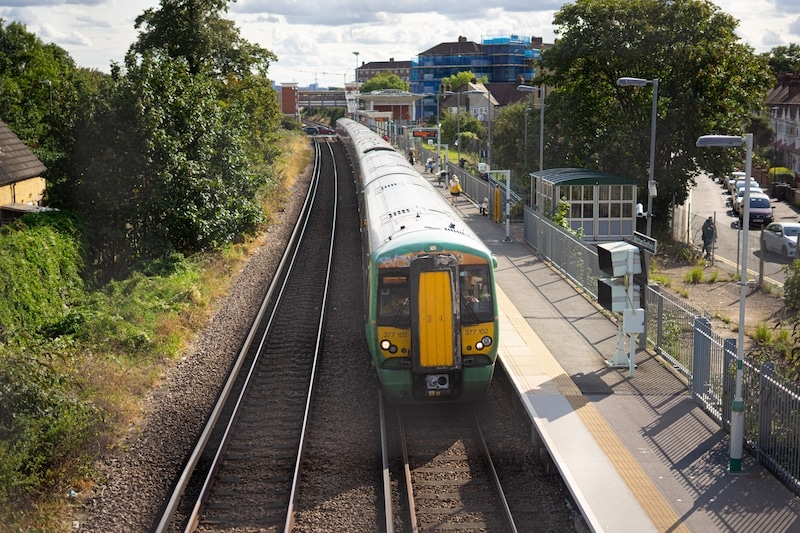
[
  {"x1": 449, "y1": 176, "x2": 462, "y2": 205},
  {"x1": 702, "y1": 216, "x2": 716, "y2": 259}
]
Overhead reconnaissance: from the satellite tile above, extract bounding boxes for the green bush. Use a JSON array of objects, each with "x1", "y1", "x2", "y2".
[
  {"x1": 0, "y1": 344, "x2": 97, "y2": 504},
  {"x1": 782, "y1": 259, "x2": 800, "y2": 309}
]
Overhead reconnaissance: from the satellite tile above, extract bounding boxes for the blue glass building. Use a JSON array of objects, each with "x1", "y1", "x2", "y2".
[{"x1": 412, "y1": 35, "x2": 543, "y2": 122}]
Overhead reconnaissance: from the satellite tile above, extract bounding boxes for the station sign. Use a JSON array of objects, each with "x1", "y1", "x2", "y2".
[
  {"x1": 412, "y1": 129, "x2": 437, "y2": 138},
  {"x1": 626, "y1": 231, "x2": 658, "y2": 254}
]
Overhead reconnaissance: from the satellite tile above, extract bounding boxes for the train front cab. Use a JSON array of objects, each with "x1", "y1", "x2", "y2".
[{"x1": 375, "y1": 252, "x2": 497, "y2": 403}]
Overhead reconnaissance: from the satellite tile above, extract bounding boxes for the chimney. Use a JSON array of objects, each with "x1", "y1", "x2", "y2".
[
  {"x1": 789, "y1": 75, "x2": 800, "y2": 99},
  {"x1": 458, "y1": 36, "x2": 467, "y2": 43}
]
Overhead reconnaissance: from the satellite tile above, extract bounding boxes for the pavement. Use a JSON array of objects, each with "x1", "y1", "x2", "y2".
[{"x1": 411, "y1": 160, "x2": 800, "y2": 533}]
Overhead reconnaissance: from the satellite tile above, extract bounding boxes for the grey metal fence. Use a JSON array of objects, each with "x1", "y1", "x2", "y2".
[{"x1": 522, "y1": 204, "x2": 800, "y2": 497}]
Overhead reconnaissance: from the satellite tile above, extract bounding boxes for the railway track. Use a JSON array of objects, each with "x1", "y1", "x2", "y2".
[
  {"x1": 155, "y1": 137, "x2": 338, "y2": 532},
  {"x1": 381, "y1": 399, "x2": 518, "y2": 532}
]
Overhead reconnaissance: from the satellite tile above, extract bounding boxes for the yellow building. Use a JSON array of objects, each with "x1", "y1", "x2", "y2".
[{"x1": 0, "y1": 120, "x2": 47, "y2": 222}]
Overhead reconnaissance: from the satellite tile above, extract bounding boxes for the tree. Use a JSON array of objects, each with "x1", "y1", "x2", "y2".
[
  {"x1": 359, "y1": 71, "x2": 409, "y2": 92},
  {"x1": 131, "y1": 0, "x2": 277, "y2": 78},
  {"x1": 72, "y1": 52, "x2": 266, "y2": 279},
  {"x1": 439, "y1": 71, "x2": 488, "y2": 92},
  {"x1": 762, "y1": 44, "x2": 800, "y2": 77},
  {"x1": 538, "y1": 0, "x2": 773, "y2": 235}
]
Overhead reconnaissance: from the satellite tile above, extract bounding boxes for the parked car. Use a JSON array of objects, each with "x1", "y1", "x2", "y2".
[
  {"x1": 726, "y1": 171, "x2": 749, "y2": 195},
  {"x1": 738, "y1": 192, "x2": 774, "y2": 228},
  {"x1": 303, "y1": 126, "x2": 319, "y2": 135},
  {"x1": 732, "y1": 184, "x2": 762, "y2": 214},
  {"x1": 728, "y1": 176, "x2": 758, "y2": 197},
  {"x1": 762, "y1": 222, "x2": 800, "y2": 259},
  {"x1": 316, "y1": 126, "x2": 334, "y2": 135}
]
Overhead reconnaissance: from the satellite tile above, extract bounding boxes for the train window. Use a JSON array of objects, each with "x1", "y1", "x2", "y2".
[
  {"x1": 378, "y1": 272, "x2": 410, "y2": 325},
  {"x1": 459, "y1": 266, "x2": 493, "y2": 323}
]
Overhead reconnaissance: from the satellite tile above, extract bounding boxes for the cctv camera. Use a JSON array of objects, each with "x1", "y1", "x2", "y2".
[{"x1": 636, "y1": 203, "x2": 645, "y2": 217}]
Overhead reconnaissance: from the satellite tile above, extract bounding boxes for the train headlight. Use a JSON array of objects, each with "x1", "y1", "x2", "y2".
[
  {"x1": 380, "y1": 339, "x2": 391, "y2": 351},
  {"x1": 475, "y1": 341, "x2": 484, "y2": 350},
  {"x1": 481, "y1": 336, "x2": 493, "y2": 347}
]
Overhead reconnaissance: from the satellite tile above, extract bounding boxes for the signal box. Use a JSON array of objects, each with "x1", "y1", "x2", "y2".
[{"x1": 597, "y1": 242, "x2": 641, "y2": 277}]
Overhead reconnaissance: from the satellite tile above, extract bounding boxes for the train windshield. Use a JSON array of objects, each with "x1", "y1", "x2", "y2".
[
  {"x1": 459, "y1": 266, "x2": 493, "y2": 324},
  {"x1": 378, "y1": 272, "x2": 410, "y2": 326}
]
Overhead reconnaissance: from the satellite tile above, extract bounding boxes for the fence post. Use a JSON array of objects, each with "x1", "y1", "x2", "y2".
[
  {"x1": 758, "y1": 362, "x2": 775, "y2": 464},
  {"x1": 654, "y1": 285, "x2": 664, "y2": 352},
  {"x1": 692, "y1": 317, "x2": 712, "y2": 401},
  {"x1": 723, "y1": 338, "x2": 737, "y2": 433}
]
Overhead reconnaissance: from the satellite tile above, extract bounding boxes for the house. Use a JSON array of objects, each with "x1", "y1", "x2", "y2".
[
  {"x1": 766, "y1": 74, "x2": 800, "y2": 180},
  {"x1": 0, "y1": 120, "x2": 47, "y2": 222}
]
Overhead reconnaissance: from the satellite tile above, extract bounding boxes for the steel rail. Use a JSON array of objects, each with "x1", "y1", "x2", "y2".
[
  {"x1": 283, "y1": 139, "x2": 339, "y2": 532},
  {"x1": 154, "y1": 140, "x2": 324, "y2": 533}
]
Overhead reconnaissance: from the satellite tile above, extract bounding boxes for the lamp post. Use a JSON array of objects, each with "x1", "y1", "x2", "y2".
[
  {"x1": 516, "y1": 85, "x2": 545, "y2": 173},
  {"x1": 42, "y1": 80, "x2": 53, "y2": 151},
  {"x1": 617, "y1": 77, "x2": 658, "y2": 237},
  {"x1": 486, "y1": 89, "x2": 494, "y2": 173},
  {"x1": 523, "y1": 107, "x2": 531, "y2": 171},
  {"x1": 352, "y1": 51, "x2": 359, "y2": 85},
  {"x1": 439, "y1": 90, "x2": 454, "y2": 174},
  {"x1": 696, "y1": 132, "x2": 753, "y2": 474}
]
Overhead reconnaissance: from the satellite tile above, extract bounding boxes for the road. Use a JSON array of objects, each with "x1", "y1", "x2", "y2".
[{"x1": 687, "y1": 174, "x2": 799, "y2": 286}]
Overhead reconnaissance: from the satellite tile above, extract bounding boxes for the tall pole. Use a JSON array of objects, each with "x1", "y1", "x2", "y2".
[
  {"x1": 646, "y1": 79, "x2": 658, "y2": 237},
  {"x1": 524, "y1": 108, "x2": 531, "y2": 171},
  {"x1": 696, "y1": 133, "x2": 752, "y2": 474},
  {"x1": 352, "y1": 51, "x2": 359, "y2": 84},
  {"x1": 486, "y1": 90, "x2": 492, "y2": 173},
  {"x1": 456, "y1": 93, "x2": 462, "y2": 163},
  {"x1": 617, "y1": 77, "x2": 659, "y2": 237},
  {"x1": 437, "y1": 90, "x2": 453, "y2": 174},
  {"x1": 42, "y1": 80, "x2": 53, "y2": 151},
  {"x1": 730, "y1": 132, "x2": 753, "y2": 474},
  {"x1": 539, "y1": 86, "x2": 545, "y2": 173}
]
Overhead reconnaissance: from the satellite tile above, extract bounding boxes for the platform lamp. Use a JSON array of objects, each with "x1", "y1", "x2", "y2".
[
  {"x1": 439, "y1": 90, "x2": 454, "y2": 174},
  {"x1": 617, "y1": 77, "x2": 658, "y2": 237},
  {"x1": 696, "y1": 133, "x2": 753, "y2": 474},
  {"x1": 516, "y1": 85, "x2": 545, "y2": 173}
]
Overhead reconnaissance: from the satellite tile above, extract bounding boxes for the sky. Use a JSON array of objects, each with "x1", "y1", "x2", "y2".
[{"x1": 3, "y1": 0, "x2": 800, "y2": 88}]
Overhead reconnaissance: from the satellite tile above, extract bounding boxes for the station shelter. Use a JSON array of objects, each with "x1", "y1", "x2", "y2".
[
  {"x1": 354, "y1": 90, "x2": 426, "y2": 141},
  {"x1": 530, "y1": 168, "x2": 639, "y2": 240}
]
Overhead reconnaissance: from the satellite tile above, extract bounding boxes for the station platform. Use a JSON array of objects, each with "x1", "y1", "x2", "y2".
[{"x1": 413, "y1": 162, "x2": 800, "y2": 533}]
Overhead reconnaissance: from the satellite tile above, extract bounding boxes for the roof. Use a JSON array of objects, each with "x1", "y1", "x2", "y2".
[
  {"x1": 420, "y1": 36, "x2": 482, "y2": 57},
  {"x1": 532, "y1": 168, "x2": 638, "y2": 186},
  {"x1": 0, "y1": 120, "x2": 46, "y2": 186}
]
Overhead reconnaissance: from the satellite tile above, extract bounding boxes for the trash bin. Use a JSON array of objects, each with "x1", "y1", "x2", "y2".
[{"x1": 776, "y1": 183, "x2": 789, "y2": 202}]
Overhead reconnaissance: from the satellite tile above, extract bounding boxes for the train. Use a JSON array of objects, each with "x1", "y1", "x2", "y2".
[{"x1": 336, "y1": 118, "x2": 499, "y2": 403}]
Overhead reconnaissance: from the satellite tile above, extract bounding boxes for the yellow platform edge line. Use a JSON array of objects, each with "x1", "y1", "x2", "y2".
[{"x1": 496, "y1": 286, "x2": 690, "y2": 533}]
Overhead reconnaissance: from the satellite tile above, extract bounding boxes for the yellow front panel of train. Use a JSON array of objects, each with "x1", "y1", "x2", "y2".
[{"x1": 417, "y1": 270, "x2": 454, "y2": 368}]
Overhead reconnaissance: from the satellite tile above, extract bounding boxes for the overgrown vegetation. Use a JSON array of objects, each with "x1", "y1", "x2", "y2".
[{"x1": 0, "y1": 134, "x2": 311, "y2": 529}]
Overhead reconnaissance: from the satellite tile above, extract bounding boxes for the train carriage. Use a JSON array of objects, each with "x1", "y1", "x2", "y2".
[{"x1": 337, "y1": 118, "x2": 499, "y2": 403}]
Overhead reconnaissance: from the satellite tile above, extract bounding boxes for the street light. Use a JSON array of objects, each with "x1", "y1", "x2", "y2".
[
  {"x1": 617, "y1": 77, "x2": 658, "y2": 237},
  {"x1": 437, "y1": 90, "x2": 454, "y2": 174},
  {"x1": 523, "y1": 107, "x2": 531, "y2": 170},
  {"x1": 42, "y1": 80, "x2": 53, "y2": 151},
  {"x1": 352, "y1": 51, "x2": 360, "y2": 84},
  {"x1": 517, "y1": 85, "x2": 545, "y2": 173},
  {"x1": 696, "y1": 132, "x2": 753, "y2": 475}
]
